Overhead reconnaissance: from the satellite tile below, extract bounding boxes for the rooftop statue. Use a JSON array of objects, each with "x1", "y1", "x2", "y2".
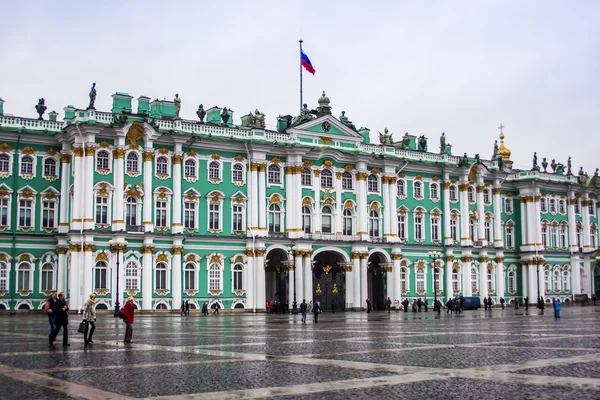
[
  {"x1": 459, "y1": 153, "x2": 469, "y2": 167},
  {"x1": 174, "y1": 94, "x2": 181, "y2": 119},
  {"x1": 196, "y1": 104, "x2": 206, "y2": 123},
  {"x1": 492, "y1": 140, "x2": 498, "y2": 159},
  {"x1": 417, "y1": 135, "x2": 427, "y2": 152},
  {"x1": 339, "y1": 111, "x2": 356, "y2": 131},
  {"x1": 550, "y1": 159, "x2": 557, "y2": 173},
  {"x1": 221, "y1": 107, "x2": 230, "y2": 125},
  {"x1": 291, "y1": 103, "x2": 315, "y2": 127},
  {"x1": 475, "y1": 153, "x2": 481, "y2": 164},
  {"x1": 402, "y1": 133, "x2": 410, "y2": 149},
  {"x1": 439, "y1": 132, "x2": 446, "y2": 153},
  {"x1": 532, "y1": 152, "x2": 539, "y2": 171},
  {"x1": 542, "y1": 157, "x2": 548, "y2": 172},
  {"x1": 567, "y1": 156, "x2": 572, "y2": 175},
  {"x1": 88, "y1": 83, "x2": 96, "y2": 109},
  {"x1": 497, "y1": 155, "x2": 504, "y2": 170},
  {"x1": 578, "y1": 167, "x2": 588, "y2": 184},
  {"x1": 555, "y1": 162, "x2": 565, "y2": 175},
  {"x1": 379, "y1": 128, "x2": 394, "y2": 146},
  {"x1": 252, "y1": 109, "x2": 266, "y2": 129},
  {"x1": 35, "y1": 98, "x2": 47, "y2": 120}
]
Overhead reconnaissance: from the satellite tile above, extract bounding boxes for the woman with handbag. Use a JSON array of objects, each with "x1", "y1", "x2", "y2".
[
  {"x1": 82, "y1": 294, "x2": 97, "y2": 345},
  {"x1": 123, "y1": 297, "x2": 135, "y2": 343}
]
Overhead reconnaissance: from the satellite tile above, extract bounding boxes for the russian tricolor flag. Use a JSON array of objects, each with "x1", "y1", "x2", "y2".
[{"x1": 301, "y1": 50, "x2": 315, "y2": 75}]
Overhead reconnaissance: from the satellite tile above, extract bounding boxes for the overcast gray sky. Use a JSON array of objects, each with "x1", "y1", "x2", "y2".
[{"x1": 1, "y1": 1, "x2": 599, "y2": 173}]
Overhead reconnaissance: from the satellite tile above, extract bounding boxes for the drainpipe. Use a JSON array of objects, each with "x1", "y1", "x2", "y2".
[
  {"x1": 9, "y1": 130, "x2": 22, "y2": 315},
  {"x1": 244, "y1": 143, "x2": 257, "y2": 313}
]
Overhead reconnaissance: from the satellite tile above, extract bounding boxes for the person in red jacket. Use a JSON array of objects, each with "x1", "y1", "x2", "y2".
[{"x1": 123, "y1": 297, "x2": 135, "y2": 343}]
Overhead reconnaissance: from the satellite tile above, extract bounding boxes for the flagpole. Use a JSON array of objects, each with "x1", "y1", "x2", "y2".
[{"x1": 299, "y1": 39, "x2": 303, "y2": 113}]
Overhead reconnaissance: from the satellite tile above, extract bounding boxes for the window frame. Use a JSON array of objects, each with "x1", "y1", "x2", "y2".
[
  {"x1": 367, "y1": 174, "x2": 379, "y2": 193},
  {"x1": 301, "y1": 167, "x2": 313, "y2": 187},
  {"x1": 94, "y1": 261, "x2": 108, "y2": 291},
  {"x1": 267, "y1": 164, "x2": 282, "y2": 185},
  {"x1": 155, "y1": 262, "x2": 169, "y2": 291},
  {"x1": 17, "y1": 262, "x2": 32, "y2": 292},
  {"x1": 40, "y1": 263, "x2": 55, "y2": 292},
  {"x1": 341, "y1": 171, "x2": 353, "y2": 190}
]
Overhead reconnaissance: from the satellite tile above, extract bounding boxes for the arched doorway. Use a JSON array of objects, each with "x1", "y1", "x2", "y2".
[
  {"x1": 265, "y1": 248, "x2": 289, "y2": 311},
  {"x1": 312, "y1": 251, "x2": 346, "y2": 311},
  {"x1": 594, "y1": 265, "x2": 600, "y2": 297},
  {"x1": 368, "y1": 253, "x2": 387, "y2": 310}
]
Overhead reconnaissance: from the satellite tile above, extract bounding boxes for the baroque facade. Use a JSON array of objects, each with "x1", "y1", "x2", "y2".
[{"x1": 0, "y1": 92, "x2": 598, "y2": 312}]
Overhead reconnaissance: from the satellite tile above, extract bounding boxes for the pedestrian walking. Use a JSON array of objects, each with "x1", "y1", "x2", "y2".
[
  {"x1": 201, "y1": 303, "x2": 208, "y2": 316},
  {"x1": 300, "y1": 299, "x2": 307, "y2": 323},
  {"x1": 553, "y1": 298, "x2": 561, "y2": 318},
  {"x1": 524, "y1": 296, "x2": 529, "y2": 311},
  {"x1": 483, "y1": 297, "x2": 488, "y2": 310},
  {"x1": 417, "y1": 298, "x2": 422, "y2": 312},
  {"x1": 487, "y1": 296, "x2": 493, "y2": 310},
  {"x1": 592, "y1": 294, "x2": 597, "y2": 306},
  {"x1": 313, "y1": 301, "x2": 321, "y2": 323},
  {"x1": 500, "y1": 297, "x2": 505, "y2": 310},
  {"x1": 446, "y1": 299, "x2": 453, "y2": 314},
  {"x1": 423, "y1": 299, "x2": 428, "y2": 312},
  {"x1": 366, "y1": 299, "x2": 372, "y2": 313},
  {"x1": 386, "y1": 297, "x2": 392, "y2": 313},
  {"x1": 435, "y1": 299, "x2": 442, "y2": 314},
  {"x1": 43, "y1": 291, "x2": 58, "y2": 339},
  {"x1": 180, "y1": 302, "x2": 185, "y2": 316},
  {"x1": 123, "y1": 297, "x2": 135, "y2": 343},
  {"x1": 331, "y1": 301, "x2": 335, "y2": 314},
  {"x1": 412, "y1": 299, "x2": 417, "y2": 312},
  {"x1": 394, "y1": 299, "x2": 400, "y2": 312},
  {"x1": 49, "y1": 292, "x2": 69, "y2": 347},
  {"x1": 539, "y1": 297, "x2": 545, "y2": 314},
  {"x1": 515, "y1": 297, "x2": 519, "y2": 310},
  {"x1": 82, "y1": 294, "x2": 96, "y2": 345},
  {"x1": 213, "y1": 302, "x2": 220, "y2": 314},
  {"x1": 402, "y1": 298, "x2": 409, "y2": 312},
  {"x1": 185, "y1": 300, "x2": 190, "y2": 316}
]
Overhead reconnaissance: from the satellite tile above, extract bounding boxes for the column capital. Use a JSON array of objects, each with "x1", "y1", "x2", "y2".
[
  {"x1": 84, "y1": 145, "x2": 97, "y2": 157},
  {"x1": 355, "y1": 172, "x2": 368, "y2": 181},
  {"x1": 492, "y1": 187, "x2": 502, "y2": 195},
  {"x1": 172, "y1": 246, "x2": 184, "y2": 255},
  {"x1": 141, "y1": 245, "x2": 154, "y2": 254},
  {"x1": 494, "y1": 257, "x2": 505, "y2": 263},
  {"x1": 391, "y1": 253, "x2": 403, "y2": 260},
  {"x1": 59, "y1": 153, "x2": 72, "y2": 163},
  {"x1": 143, "y1": 151, "x2": 155, "y2": 162},
  {"x1": 172, "y1": 154, "x2": 183, "y2": 164},
  {"x1": 113, "y1": 148, "x2": 126, "y2": 159},
  {"x1": 72, "y1": 146, "x2": 84, "y2": 157}
]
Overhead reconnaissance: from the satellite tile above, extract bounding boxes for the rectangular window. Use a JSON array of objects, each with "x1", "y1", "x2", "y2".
[
  {"x1": 487, "y1": 270, "x2": 493, "y2": 291},
  {"x1": 416, "y1": 270, "x2": 425, "y2": 292},
  {"x1": 42, "y1": 201, "x2": 56, "y2": 229},
  {"x1": 400, "y1": 269, "x2": 407, "y2": 291},
  {"x1": 155, "y1": 269, "x2": 167, "y2": 290},
  {"x1": 184, "y1": 202, "x2": 196, "y2": 230},
  {"x1": 415, "y1": 216, "x2": 423, "y2": 240},
  {"x1": 232, "y1": 205, "x2": 243, "y2": 232},
  {"x1": 560, "y1": 227, "x2": 567, "y2": 248},
  {"x1": 41, "y1": 268, "x2": 54, "y2": 291},
  {"x1": 126, "y1": 202, "x2": 137, "y2": 226},
  {"x1": 19, "y1": 199, "x2": 33, "y2": 227},
  {"x1": 184, "y1": 268, "x2": 196, "y2": 291},
  {"x1": 94, "y1": 267, "x2": 107, "y2": 290},
  {"x1": 209, "y1": 203, "x2": 220, "y2": 230},
  {"x1": 17, "y1": 269, "x2": 30, "y2": 291},
  {"x1": 95, "y1": 196, "x2": 108, "y2": 225},
  {"x1": 450, "y1": 218, "x2": 457, "y2": 242},
  {"x1": 398, "y1": 215, "x2": 406, "y2": 240},
  {"x1": 431, "y1": 218, "x2": 439, "y2": 241},
  {"x1": 484, "y1": 220, "x2": 492, "y2": 243},
  {"x1": 322, "y1": 213, "x2": 332, "y2": 233},
  {"x1": 506, "y1": 227, "x2": 514, "y2": 248},
  {"x1": 505, "y1": 198, "x2": 513, "y2": 213},
  {"x1": 155, "y1": 200, "x2": 167, "y2": 228},
  {"x1": 0, "y1": 198, "x2": 9, "y2": 226}
]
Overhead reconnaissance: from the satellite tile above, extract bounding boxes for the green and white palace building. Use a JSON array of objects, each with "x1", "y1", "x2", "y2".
[{"x1": 0, "y1": 91, "x2": 598, "y2": 312}]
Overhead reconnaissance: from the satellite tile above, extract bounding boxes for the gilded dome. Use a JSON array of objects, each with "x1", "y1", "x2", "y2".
[
  {"x1": 498, "y1": 131, "x2": 511, "y2": 161},
  {"x1": 318, "y1": 91, "x2": 330, "y2": 107}
]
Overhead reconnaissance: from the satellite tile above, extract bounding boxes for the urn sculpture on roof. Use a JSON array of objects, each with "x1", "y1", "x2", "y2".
[
  {"x1": 35, "y1": 98, "x2": 47, "y2": 120},
  {"x1": 196, "y1": 104, "x2": 206, "y2": 123}
]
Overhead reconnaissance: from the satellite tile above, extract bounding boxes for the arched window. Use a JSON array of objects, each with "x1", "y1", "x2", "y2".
[
  {"x1": 343, "y1": 209, "x2": 353, "y2": 235},
  {"x1": 155, "y1": 198, "x2": 168, "y2": 228},
  {"x1": 232, "y1": 163, "x2": 244, "y2": 182},
  {"x1": 550, "y1": 224, "x2": 558, "y2": 248},
  {"x1": 558, "y1": 199, "x2": 566, "y2": 214},
  {"x1": 125, "y1": 196, "x2": 138, "y2": 226},
  {"x1": 301, "y1": 167, "x2": 312, "y2": 186},
  {"x1": 21, "y1": 155, "x2": 33, "y2": 175},
  {"x1": 400, "y1": 267, "x2": 408, "y2": 292},
  {"x1": 0, "y1": 261, "x2": 8, "y2": 291},
  {"x1": 208, "y1": 161, "x2": 220, "y2": 180},
  {"x1": 321, "y1": 169, "x2": 333, "y2": 189},
  {"x1": 467, "y1": 186, "x2": 475, "y2": 202},
  {"x1": 96, "y1": 150, "x2": 110, "y2": 171},
  {"x1": 416, "y1": 268, "x2": 425, "y2": 292},
  {"x1": 415, "y1": 212, "x2": 424, "y2": 241},
  {"x1": 184, "y1": 263, "x2": 196, "y2": 291},
  {"x1": 449, "y1": 185, "x2": 457, "y2": 201},
  {"x1": 44, "y1": 158, "x2": 57, "y2": 177},
  {"x1": 452, "y1": 268, "x2": 460, "y2": 292},
  {"x1": 562, "y1": 271, "x2": 570, "y2": 292},
  {"x1": 184, "y1": 159, "x2": 196, "y2": 179},
  {"x1": 560, "y1": 223, "x2": 568, "y2": 248},
  {"x1": 184, "y1": 200, "x2": 196, "y2": 230},
  {"x1": 430, "y1": 183, "x2": 438, "y2": 200},
  {"x1": 484, "y1": 218, "x2": 493, "y2": 243},
  {"x1": 541, "y1": 224, "x2": 548, "y2": 248},
  {"x1": 434, "y1": 268, "x2": 442, "y2": 292},
  {"x1": 553, "y1": 270, "x2": 561, "y2": 292},
  {"x1": 155, "y1": 262, "x2": 168, "y2": 291},
  {"x1": 367, "y1": 175, "x2": 378, "y2": 193},
  {"x1": 508, "y1": 271, "x2": 516, "y2": 292},
  {"x1": 342, "y1": 172, "x2": 353, "y2": 190},
  {"x1": 156, "y1": 156, "x2": 169, "y2": 175},
  {"x1": 483, "y1": 189, "x2": 491, "y2": 204},
  {"x1": 397, "y1": 180, "x2": 405, "y2": 196},
  {"x1": 471, "y1": 267, "x2": 478, "y2": 293},
  {"x1": 126, "y1": 152, "x2": 139, "y2": 173},
  {"x1": 233, "y1": 264, "x2": 244, "y2": 291},
  {"x1": 549, "y1": 198, "x2": 557, "y2": 213},
  {"x1": 267, "y1": 164, "x2": 281, "y2": 184},
  {"x1": 505, "y1": 198, "x2": 513, "y2": 213},
  {"x1": 544, "y1": 270, "x2": 551, "y2": 292},
  {"x1": 125, "y1": 261, "x2": 139, "y2": 291},
  {"x1": 368, "y1": 210, "x2": 380, "y2": 237},
  {"x1": 540, "y1": 198, "x2": 547, "y2": 213},
  {"x1": 0, "y1": 154, "x2": 10, "y2": 173},
  {"x1": 17, "y1": 263, "x2": 31, "y2": 291},
  {"x1": 302, "y1": 206, "x2": 312, "y2": 233},
  {"x1": 431, "y1": 215, "x2": 440, "y2": 241},
  {"x1": 209, "y1": 263, "x2": 221, "y2": 291},
  {"x1": 414, "y1": 181, "x2": 422, "y2": 198},
  {"x1": 486, "y1": 268, "x2": 493, "y2": 291},
  {"x1": 268, "y1": 203, "x2": 282, "y2": 232},
  {"x1": 41, "y1": 263, "x2": 55, "y2": 292},
  {"x1": 506, "y1": 224, "x2": 514, "y2": 248},
  {"x1": 450, "y1": 216, "x2": 458, "y2": 242},
  {"x1": 94, "y1": 261, "x2": 108, "y2": 290},
  {"x1": 321, "y1": 206, "x2": 333, "y2": 233},
  {"x1": 397, "y1": 213, "x2": 407, "y2": 240}
]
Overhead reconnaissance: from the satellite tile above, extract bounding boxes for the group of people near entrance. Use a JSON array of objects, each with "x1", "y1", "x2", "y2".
[
  {"x1": 299, "y1": 299, "x2": 321, "y2": 323},
  {"x1": 180, "y1": 299, "x2": 217, "y2": 316},
  {"x1": 43, "y1": 291, "x2": 135, "y2": 346}
]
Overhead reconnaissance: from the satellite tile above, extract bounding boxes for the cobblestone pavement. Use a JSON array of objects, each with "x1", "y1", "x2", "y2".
[{"x1": 1, "y1": 306, "x2": 600, "y2": 399}]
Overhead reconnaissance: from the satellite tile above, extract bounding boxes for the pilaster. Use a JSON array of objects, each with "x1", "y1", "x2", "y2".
[
  {"x1": 459, "y1": 181, "x2": 471, "y2": 247},
  {"x1": 172, "y1": 240, "x2": 183, "y2": 310},
  {"x1": 142, "y1": 238, "x2": 154, "y2": 310},
  {"x1": 461, "y1": 252, "x2": 473, "y2": 296},
  {"x1": 83, "y1": 144, "x2": 96, "y2": 230},
  {"x1": 492, "y1": 186, "x2": 503, "y2": 248},
  {"x1": 356, "y1": 163, "x2": 368, "y2": 240},
  {"x1": 257, "y1": 164, "x2": 267, "y2": 235},
  {"x1": 494, "y1": 254, "x2": 505, "y2": 301},
  {"x1": 171, "y1": 144, "x2": 183, "y2": 234},
  {"x1": 112, "y1": 147, "x2": 126, "y2": 231},
  {"x1": 58, "y1": 152, "x2": 71, "y2": 234},
  {"x1": 255, "y1": 248, "x2": 266, "y2": 309},
  {"x1": 476, "y1": 184, "x2": 486, "y2": 246},
  {"x1": 351, "y1": 252, "x2": 361, "y2": 308},
  {"x1": 303, "y1": 251, "x2": 313, "y2": 303},
  {"x1": 70, "y1": 146, "x2": 84, "y2": 231},
  {"x1": 142, "y1": 147, "x2": 154, "y2": 232},
  {"x1": 443, "y1": 181, "x2": 452, "y2": 246}
]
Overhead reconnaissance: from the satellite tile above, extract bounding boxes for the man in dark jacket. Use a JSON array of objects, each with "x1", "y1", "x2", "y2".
[
  {"x1": 49, "y1": 292, "x2": 69, "y2": 347},
  {"x1": 300, "y1": 299, "x2": 308, "y2": 323},
  {"x1": 386, "y1": 297, "x2": 392, "y2": 313},
  {"x1": 313, "y1": 301, "x2": 321, "y2": 323}
]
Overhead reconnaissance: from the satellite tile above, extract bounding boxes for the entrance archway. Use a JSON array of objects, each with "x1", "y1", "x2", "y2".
[
  {"x1": 265, "y1": 248, "x2": 289, "y2": 311},
  {"x1": 312, "y1": 250, "x2": 346, "y2": 311},
  {"x1": 368, "y1": 253, "x2": 387, "y2": 310}
]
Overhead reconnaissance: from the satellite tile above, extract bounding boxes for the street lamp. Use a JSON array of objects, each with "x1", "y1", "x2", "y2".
[
  {"x1": 286, "y1": 246, "x2": 299, "y2": 314},
  {"x1": 532, "y1": 254, "x2": 545, "y2": 302},
  {"x1": 108, "y1": 239, "x2": 128, "y2": 317},
  {"x1": 428, "y1": 251, "x2": 443, "y2": 311}
]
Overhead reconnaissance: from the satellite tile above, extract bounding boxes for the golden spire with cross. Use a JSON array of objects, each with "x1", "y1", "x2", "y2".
[{"x1": 497, "y1": 123, "x2": 511, "y2": 161}]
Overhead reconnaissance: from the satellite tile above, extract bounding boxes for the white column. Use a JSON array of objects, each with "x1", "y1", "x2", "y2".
[
  {"x1": 352, "y1": 254, "x2": 361, "y2": 308},
  {"x1": 476, "y1": 184, "x2": 486, "y2": 245},
  {"x1": 533, "y1": 192, "x2": 543, "y2": 251},
  {"x1": 521, "y1": 264, "x2": 528, "y2": 303},
  {"x1": 389, "y1": 177, "x2": 399, "y2": 240},
  {"x1": 83, "y1": 145, "x2": 96, "y2": 230},
  {"x1": 313, "y1": 170, "x2": 321, "y2": 233},
  {"x1": 526, "y1": 198, "x2": 536, "y2": 248},
  {"x1": 172, "y1": 238, "x2": 183, "y2": 310},
  {"x1": 255, "y1": 248, "x2": 266, "y2": 309},
  {"x1": 479, "y1": 254, "x2": 488, "y2": 300},
  {"x1": 568, "y1": 195, "x2": 578, "y2": 252},
  {"x1": 295, "y1": 251, "x2": 304, "y2": 305},
  {"x1": 245, "y1": 249, "x2": 255, "y2": 311},
  {"x1": 459, "y1": 182, "x2": 471, "y2": 246},
  {"x1": 461, "y1": 253, "x2": 472, "y2": 296},
  {"x1": 58, "y1": 153, "x2": 71, "y2": 234},
  {"x1": 249, "y1": 165, "x2": 259, "y2": 231},
  {"x1": 285, "y1": 167, "x2": 294, "y2": 237},
  {"x1": 582, "y1": 195, "x2": 592, "y2": 251},
  {"x1": 583, "y1": 256, "x2": 592, "y2": 295},
  {"x1": 171, "y1": 150, "x2": 183, "y2": 234},
  {"x1": 495, "y1": 254, "x2": 505, "y2": 302},
  {"x1": 519, "y1": 196, "x2": 528, "y2": 249},
  {"x1": 112, "y1": 148, "x2": 125, "y2": 231},
  {"x1": 287, "y1": 261, "x2": 295, "y2": 312},
  {"x1": 335, "y1": 172, "x2": 343, "y2": 235},
  {"x1": 571, "y1": 254, "x2": 581, "y2": 294},
  {"x1": 142, "y1": 240, "x2": 154, "y2": 310},
  {"x1": 382, "y1": 177, "x2": 391, "y2": 240},
  {"x1": 445, "y1": 255, "x2": 454, "y2": 300},
  {"x1": 392, "y1": 254, "x2": 401, "y2": 302},
  {"x1": 142, "y1": 149, "x2": 154, "y2": 232},
  {"x1": 443, "y1": 182, "x2": 451, "y2": 246},
  {"x1": 356, "y1": 171, "x2": 368, "y2": 240},
  {"x1": 82, "y1": 242, "x2": 94, "y2": 304},
  {"x1": 70, "y1": 147, "x2": 83, "y2": 231},
  {"x1": 304, "y1": 252, "x2": 313, "y2": 303},
  {"x1": 493, "y1": 186, "x2": 503, "y2": 248},
  {"x1": 360, "y1": 254, "x2": 368, "y2": 308},
  {"x1": 68, "y1": 245, "x2": 81, "y2": 309},
  {"x1": 345, "y1": 263, "x2": 354, "y2": 309},
  {"x1": 258, "y1": 164, "x2": 267, "y2": 233},
  {"x1": 56, "y1": 246, "x2": 67, "y2": 294},
  {"x1": 386, "y1": 266, "x2": 394, "y2": 301},
  {"x1": 528, "y1": 263, "x2": 538, "y2": 302}
]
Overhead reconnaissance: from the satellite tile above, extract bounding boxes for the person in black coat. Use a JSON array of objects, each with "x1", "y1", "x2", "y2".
[
  {"x1": 313, "y1": 301, "x2": 321, "y2": 323},
  {"x1": 49, "y1": 292, "x2": 69, "y2": 347}
]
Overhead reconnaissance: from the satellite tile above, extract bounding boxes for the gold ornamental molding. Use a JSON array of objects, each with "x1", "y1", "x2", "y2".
[
  {"x1": 446, "y1": 255, "x2": 455, "y2": 262},
  {"x1": 112, "y1": 148, "x2": 126, "y2": 159},
  {"x1": 69, "y1": 243, "x2": 82, "y2": 252},
  {"x1": 171, "y1": 154, "x2": 183, "y2": 164},
  {"x1": 0, "y1": 143, "x2": 12, "y2": 152},
  {"x1": 72, "y1": 146, "x2": 84, "y2": 157},
  {"x1": 84, "y1": 146, "x2": 97, "y2": 156},
  {"x1": 172, "y1": 247, "x2": 184, "y2": 255},
  {"x1": 391, "y1": 253, "x2": 403, "y2": 261},
  {"x1": 59, "y1": 153, "x2": 72, "y2": 163},
  {"x1": 21, "y1": 146, "x2": 35, "y2": 155},
  {"x1": 313, "y1": 169, "x2": 321, "y2": 177},
  {"x1": 476, "y1": 185, "x2": 485, "y2": 193},
  {"x1": 459, "y1": 183, "x2": 470, "y2": 191},
  {"x1": 255, "y1": 249, "x2": 266, "y2": 257},
  {"x1": 335, "y1": 171, "x2": 343, "y2": 180},
  {"x1": 95, "y1": 252, "x2": 109, "y2": 262},
  {"x1": 55, "y1": 247, "x2": 68, "y2": 255},
  {"x1": 244, "y1": 250, "x2": 254, "y2": 257},
  {"x1": 351, "y1": 252, "x2": 361, "y2": 259},
  {"x1": 478, "y1": 256, "x2": 489, "y2": 263},
  {"x1": 355, "y1": 172, "x2": 368, "y2": 181},
  {"x1": 461, "y1": 256, "x2": 473, "y2": 262},
  {"x1": 302, "y1": 251, "x2": 313, "y2": 258},
  {"x1": 143, "y1": 151, "x2": 155, "y2": 162},
  {"x1": 142, "y1": 246, "x2": 155, "y2": 254},
  {"x1": 320, "y1": 136, "x2": 333, "y2": 145}
]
